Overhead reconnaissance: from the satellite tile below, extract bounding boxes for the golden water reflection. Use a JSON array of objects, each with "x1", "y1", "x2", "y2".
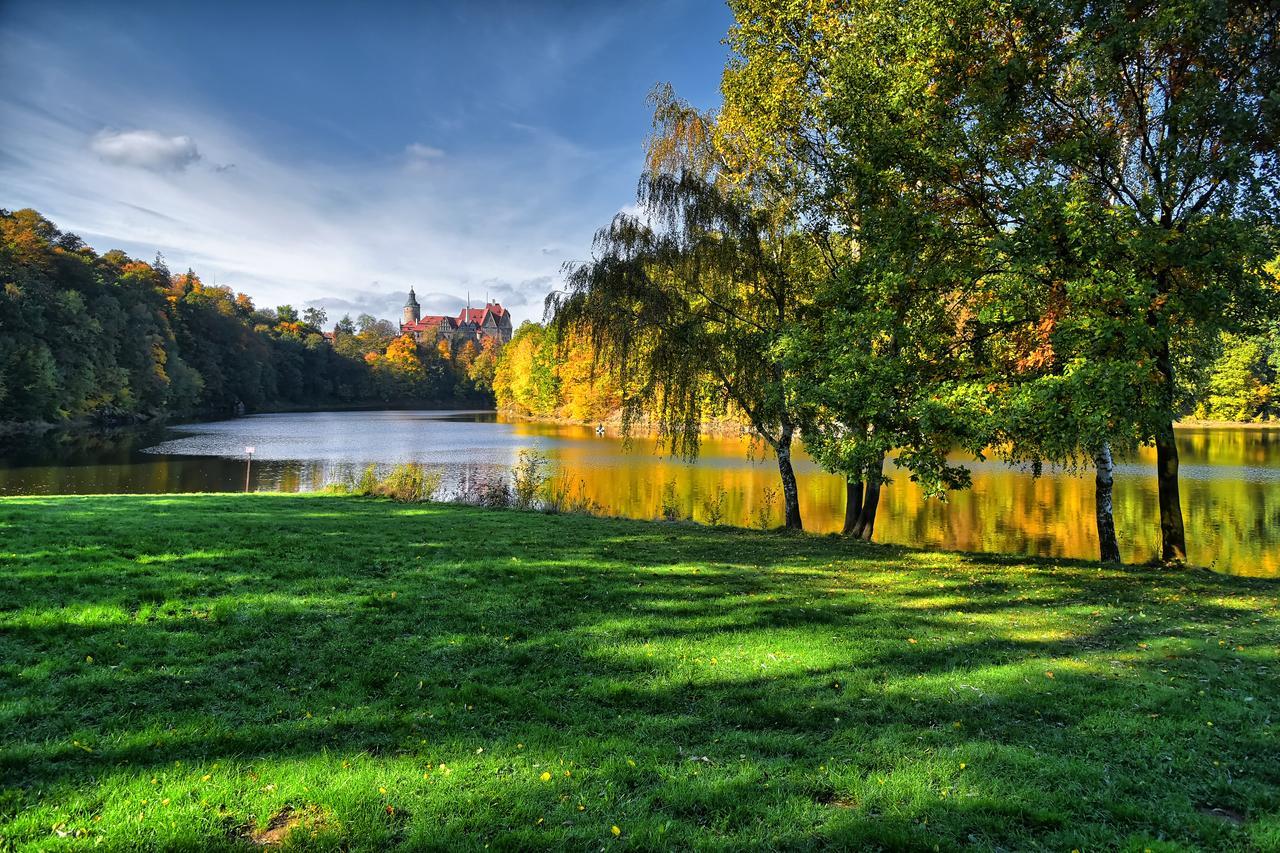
[
  {"x1": 505, "y1": 420, "x2": 1280, "y2": 578},
  {"x1": 0, "y1": 414, "x2": 1275, "y2": 577}
]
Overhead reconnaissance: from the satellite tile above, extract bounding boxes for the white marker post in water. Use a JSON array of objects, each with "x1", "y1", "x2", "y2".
[{"x1": 244, "y1": 446, "x2": 256, "y2": 493}]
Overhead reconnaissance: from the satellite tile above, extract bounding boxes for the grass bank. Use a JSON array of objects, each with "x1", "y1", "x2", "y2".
[{"x1": 1, "y1": 494, "x2": 1276, "y2": 850}]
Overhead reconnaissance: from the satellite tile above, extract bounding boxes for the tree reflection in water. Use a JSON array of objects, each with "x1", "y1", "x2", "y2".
[{"x1": 0, "y1": 413, "x2": 1276, "y2": 576}]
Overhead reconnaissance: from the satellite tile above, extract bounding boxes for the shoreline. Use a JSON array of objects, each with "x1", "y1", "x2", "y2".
[
  {"x1": 4, "y1": 406, "x2": 1274, "y2": 440},
  {"x1": 1175, "y1": 418, "x2": 1280, "y2": 429},
  {"x1": 503, "y1": 409, "x2": 1280, "y2": 437},
  {"x1": 0, "y1": 398, "x2": 496, "y2": 438},
  {"x1": 7, "y1": 489, "x2": 1277, "y2": 581}
]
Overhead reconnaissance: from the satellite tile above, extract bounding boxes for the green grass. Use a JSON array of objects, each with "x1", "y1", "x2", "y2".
[{"x1": 1, "y1": 494, "x2": 1277, "y2": 851}]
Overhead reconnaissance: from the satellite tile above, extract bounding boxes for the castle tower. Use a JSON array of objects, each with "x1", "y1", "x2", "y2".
[{"x1": 402, "y1": 287, "x2": 421, "y2": 326}]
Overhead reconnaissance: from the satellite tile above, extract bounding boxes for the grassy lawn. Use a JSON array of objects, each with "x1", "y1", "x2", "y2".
[{"x1": 1, "y1": 494, "x2": 1277, "y2": 851}]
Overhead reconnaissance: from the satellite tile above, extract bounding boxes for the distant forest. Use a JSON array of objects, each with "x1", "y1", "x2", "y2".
[{"x1": 0, "y1": 208, "x2": 497, "y2": 426}]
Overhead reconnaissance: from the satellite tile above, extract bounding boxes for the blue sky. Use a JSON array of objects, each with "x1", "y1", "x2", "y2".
[{"x1": 0, "y1": 0, "x2": 733, "y2": 324}]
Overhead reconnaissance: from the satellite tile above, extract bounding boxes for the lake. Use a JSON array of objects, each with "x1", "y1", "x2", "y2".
[{"x1": 2, "y1": 410, "x2": 1277, "y2": 577}]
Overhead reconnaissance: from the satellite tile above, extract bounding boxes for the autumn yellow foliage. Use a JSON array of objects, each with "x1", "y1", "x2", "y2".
[{"x1": 492, "y1": 322, "x2": 621, "y2": 422}]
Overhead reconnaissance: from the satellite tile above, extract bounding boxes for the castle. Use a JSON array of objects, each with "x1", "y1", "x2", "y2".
[{"x1": 400, "y1": 288, "x2": 514, "y2": 348}]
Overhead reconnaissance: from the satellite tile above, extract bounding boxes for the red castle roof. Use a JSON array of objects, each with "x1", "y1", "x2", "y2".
[
  {"x1": 458, "y1": 302, "x2": 509, "y2": 326},
  {"x1": 400, "y1": 315, "x2": 456, "y2": 333},
  {"x1": 400, "y1": 302, "x2": 510, "y2": 334}
]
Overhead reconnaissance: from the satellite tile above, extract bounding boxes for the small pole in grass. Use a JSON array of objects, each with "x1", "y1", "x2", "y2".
[{"x1": 244, "y1": 446, "x2": 255, "y2": 493}]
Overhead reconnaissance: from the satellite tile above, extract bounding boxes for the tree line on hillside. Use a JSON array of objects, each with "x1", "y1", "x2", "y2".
[
  {"x1": 0, "y1": 208, "x2": 497, "y2": 425},
  {"x1": 532, "y1": 0, "x2": 1278, "y2": 565},
  {"x1": 496, "y1": 316, "x2": 1279, "y2": 428}
]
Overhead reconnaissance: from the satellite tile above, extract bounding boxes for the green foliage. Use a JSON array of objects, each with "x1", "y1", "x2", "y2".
[
  {"x1": 302, "y1": 306, "x2": 327, "y2": 328},
  {"x1": 711, "y1": 0, "x2": 1280, "y2": 559},
  {"x1": 1190, "y1": 330, "x2": 1278, "y2": 422},
  {"x1": 543, "y1": 478, "x2": 605, "y2": 517},
  {"x1": 659, "y1": 479, "x2": 682, "y2": 521},
  {"x1": 755, "y1": 486, "x2": 778, "y2": 529},
  {"x1": 492, "y1": 323, "x2": 624, "y2": 423},
  {"x1": 492, "y1": 322, "x2": 560, "y2": 416},
  {"x1": 349, "y1": 463, "x2": 444, "y2": 503}
]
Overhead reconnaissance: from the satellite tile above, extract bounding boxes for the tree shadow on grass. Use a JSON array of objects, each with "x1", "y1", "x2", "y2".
[{"x1": 0, "y1": 494, "x2": 1277, "y2": 849}]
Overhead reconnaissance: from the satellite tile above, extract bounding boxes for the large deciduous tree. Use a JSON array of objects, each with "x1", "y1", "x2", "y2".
[
  {"x1": 718, "y1": 0, "x2": 989, "y2": 539},
  {"x1": 934, "y1": 0, "x2": 1280, "y2": 562},
  {"x1": 549, "y1": 88, "x2": 815, "y2": 529},
  {"x1": 1043, "y1": 0, "x2": 1278, "y2": 562},
  {"x1": 722, "y1": 0, "x2": 1279, "y2": 561}
]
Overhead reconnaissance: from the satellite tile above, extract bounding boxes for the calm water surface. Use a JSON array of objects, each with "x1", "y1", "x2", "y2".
[{"x1": 2, "y1": 410, "x2": 1277, "y2": 576}]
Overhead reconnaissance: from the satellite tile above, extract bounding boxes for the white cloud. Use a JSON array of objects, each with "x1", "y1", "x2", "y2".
[
  {"x1": 90, "y1": 129, "x2": 201, "y2": 171},
  {"x1": 304, "y1": 290, "x2": 411, "y2": 320}
]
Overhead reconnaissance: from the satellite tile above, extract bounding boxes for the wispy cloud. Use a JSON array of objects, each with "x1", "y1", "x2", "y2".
[
  {"x1": 404, "y1": 142, "x2": 445, "y2": 173},
  {"x1": 303, "y1": 290, "x2": 410, "y2": 320},
  {"x1": 474, "y1": 275, "x2": 555, "y2": 308}
]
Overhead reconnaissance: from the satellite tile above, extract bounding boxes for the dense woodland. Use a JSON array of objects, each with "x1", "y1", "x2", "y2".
[{"x1": 0, "y1": 208, "x2": 497, "y2": 425}]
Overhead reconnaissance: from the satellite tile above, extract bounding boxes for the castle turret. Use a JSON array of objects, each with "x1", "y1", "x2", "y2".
[{"x1": 402, "y1": 287, "x2": 421, "y2": 326}]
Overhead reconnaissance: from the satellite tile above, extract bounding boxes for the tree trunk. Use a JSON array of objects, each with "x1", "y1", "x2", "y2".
[
  {"x1": 843, "y1": 478, "x2": 864, "y2": 535},
  {"x1": 1093, "y1": 442, "x2": 1121, "y2": 563},
  {"x1": 1154, "y1": 421, "x2": 1187, "y2": 562},
  {"x1": 1155, "y1": 341, "x2": 1188, "y2": 563},
  {"x1": 855, "y1": 454, "x2": 885, "y2": 541},
  {"x1": 776, "y1": 428, "x2": 803, "y2": 530}
]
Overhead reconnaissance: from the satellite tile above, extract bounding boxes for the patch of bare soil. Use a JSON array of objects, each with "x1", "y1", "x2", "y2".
[
  {"x1": 230, "y1": 805, "x2": 329, "y2": 847},
  {"x1": 1197, "y1": 805, "x2": 1246, "y2": 826}
]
